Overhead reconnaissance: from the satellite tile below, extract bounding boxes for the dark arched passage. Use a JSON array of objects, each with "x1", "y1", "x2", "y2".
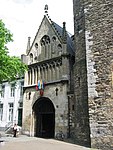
[{"x1": 33, "y1": 97, "x2": 55, "y2": 138}]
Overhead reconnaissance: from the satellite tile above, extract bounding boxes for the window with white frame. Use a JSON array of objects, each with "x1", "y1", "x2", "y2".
[
  {"x1": 8, "y1": 103, "x2": 13, "y2": 122},
  {"x1": 10, "y1": 84, "x2": 15, "y2": 97},
  {"x1": 0, "y1": 104, "x2": 3, "y2": 121},
  {"x1": 1, "y1": 85, "x2": 5, "y2": 98},
  {"x1": 20, "y1": 81, "x2": 24, "y2": 96}
]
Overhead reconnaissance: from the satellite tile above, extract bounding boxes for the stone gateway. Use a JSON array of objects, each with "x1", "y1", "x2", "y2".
[{"x1": 22, "y1": 8, "x2": 75, "y2": 140}]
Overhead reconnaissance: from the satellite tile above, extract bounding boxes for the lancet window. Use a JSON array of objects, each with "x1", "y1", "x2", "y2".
[
  {"x1": 40, "y1": 35, "x2": 50, "y2": 59},
  {"x1": 30, "y1": 53, "x2": 33, "y2": 63}
]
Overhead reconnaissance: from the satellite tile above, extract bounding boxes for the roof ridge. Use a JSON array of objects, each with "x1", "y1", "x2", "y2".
[{"x1": 45, "y1": 13, "x2": 62, "y2": 42}]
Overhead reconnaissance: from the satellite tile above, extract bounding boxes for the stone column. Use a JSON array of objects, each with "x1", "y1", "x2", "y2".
[
  {"x1": 29, "y1": 69, "x2": 32, "y2": 85},
  {"x1": 56, "y1": 63, "x2": 60, "y2": 80},
  {"x1": 44, "y1": 66, "x2": 47, "y2": 81},
  {"x1": 50, "y1": 64, "x2": 54, "y2": 81},
  {"x1": 28, "y1": 71, "x2": 30, "y2": 85},
  {"x1": 42, "y1": 66, "x2": 45, "y2": 81},
  {"x1": 32, "y1": 67, "x2": 34, "y2": 85},
  {"x1": 46, "y1": 64, "x2": 49, "y2": 82},
  {"x1": 41, "y1": 66, "x2": 44, "y2": 80},
  {"x1": 49, "y1": 64, "x2": 52, "y2": 82},
  {"x1": 33, "y1": 68, "x2": 35, "y2": 84},
  {"x1": 24, "y1": 71, "x2": 28, "y2": 86},
  {"x1": 35, "y1": 67, "x2": 38, "y2": 84},
  {"x1": 53, "y1": 62, "x2": 57, "y2": 80},
  {"x1": 48, "y1": 44, "x2": 51, "y2": 59},
  {"x1": 38, "y1": 66, "x2": 41, "y2": 80}
]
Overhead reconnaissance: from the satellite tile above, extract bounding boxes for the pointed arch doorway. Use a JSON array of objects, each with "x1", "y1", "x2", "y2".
[{"x1": 33, "y1": 97, "x2": 55, "y2": 138}]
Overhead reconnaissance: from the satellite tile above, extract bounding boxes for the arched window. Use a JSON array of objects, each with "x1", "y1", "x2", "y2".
[
  {"x1": 35, "y1": 43, "x2": 38, "y2": 49},
  {"x1": 57, "y1": 44, "x2": 62, "y2": 55},
  {"x1": 40, "y1": 35, "x2": 50, "y2": 58},
  {"x1": 57, "y1": 44, "x2": 62, "y2": 49},
  {"x1": 40, "y1": 35, "x2": 50, "y2": 45},
  {"x1": 52, "y1": 36, "x2": 56, "y2": 42},
  {"x1": 30, "y1": 53, "x2": 33, "y2": 63},
  {"x1": 34, "y1": 43, "x2": 38, "y2": 61}
]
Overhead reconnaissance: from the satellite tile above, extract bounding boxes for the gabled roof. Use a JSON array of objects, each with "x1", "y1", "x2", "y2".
[
  {"x1": 53, "y1": 22, "x2": 74, "y2": 55},
  {"x1": 27, "y1": 13, "x2": 75, "y2": 56}
]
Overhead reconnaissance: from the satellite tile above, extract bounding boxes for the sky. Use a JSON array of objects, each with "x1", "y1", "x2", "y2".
[{"x1": 0, "y1": 0, "x2": 74, "y2": 57}]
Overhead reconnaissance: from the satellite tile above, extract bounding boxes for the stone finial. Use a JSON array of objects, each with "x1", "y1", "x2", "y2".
[
  {"x1": 63, "y1": 22, "x2": 66, "y2": 28},
  {"x1": 62, "y1": 22, "x2": 67, "y2": 43},
  {"x1": 44, "y1": 4, "x2": 48, "y2": 14}
]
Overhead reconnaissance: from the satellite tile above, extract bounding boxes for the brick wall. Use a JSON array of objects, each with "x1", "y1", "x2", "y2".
[
  {"x1": 73, "y1": 0, "x2": 113, "y2": 149},
  {"x1": 73, "y1": 0, "x2": 91, "y2": 147}
]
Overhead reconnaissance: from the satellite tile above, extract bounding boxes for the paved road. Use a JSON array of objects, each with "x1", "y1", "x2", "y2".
[{"x1": 0, "y1": 136, "x2": 94, "y2": 150}]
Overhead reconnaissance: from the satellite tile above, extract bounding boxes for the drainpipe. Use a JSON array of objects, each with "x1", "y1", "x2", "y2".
[{"x1": 68, "y1": 95, "x2": 71, "y2": 138}]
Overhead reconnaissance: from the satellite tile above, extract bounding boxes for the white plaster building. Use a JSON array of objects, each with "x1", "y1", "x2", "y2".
[{"x1": 0, "y1": 78, "x2": 24, "y2": 130}]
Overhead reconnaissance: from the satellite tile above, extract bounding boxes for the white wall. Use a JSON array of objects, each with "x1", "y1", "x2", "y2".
[{"x1": 0, "y1": 79, "x2": 24, "y2": 129}]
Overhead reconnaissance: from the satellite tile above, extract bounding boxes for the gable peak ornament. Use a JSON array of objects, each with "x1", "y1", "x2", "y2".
[{"x1": 44, "y1": 4, "x2": 48, "y2": 14}]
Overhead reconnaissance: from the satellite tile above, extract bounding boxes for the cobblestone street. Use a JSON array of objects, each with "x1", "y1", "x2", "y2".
[{"x1": 0, "y1": 136, "x2": 94, "y2": 150}]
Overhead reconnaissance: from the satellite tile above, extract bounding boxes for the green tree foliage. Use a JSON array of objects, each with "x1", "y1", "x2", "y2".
[{"x1": 0, "y1": 19, "x2": 27, "y2": 83}]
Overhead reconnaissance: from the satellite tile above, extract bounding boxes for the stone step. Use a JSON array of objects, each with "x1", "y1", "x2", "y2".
[{"x1": 0, "y1": 131, "x2": 13, "y2": 137}]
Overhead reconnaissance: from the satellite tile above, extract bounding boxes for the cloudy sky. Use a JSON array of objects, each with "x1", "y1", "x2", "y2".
[{"x1": 0, "y1": 0, "x2": 74, "y2": 56}]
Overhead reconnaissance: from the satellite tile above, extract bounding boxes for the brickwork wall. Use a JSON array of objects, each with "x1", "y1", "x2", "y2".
[
  {"x1": 73, "y1": 0, "x2": 91, "y2": 147},
  {"x1": 85, "y1": 1, "x2": 113, "y2": 149},
  {"x1": 73, "y1": 0, "x2": 113, "y2": 149}
]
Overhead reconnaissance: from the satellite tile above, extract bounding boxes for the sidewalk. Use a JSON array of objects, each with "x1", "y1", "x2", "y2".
[
  {"x1": 0, "y1": 134, "x2": 36, "y2": 142},
  {"x1": 0, "y1": 135, "x2": 97, "y2": 150}
]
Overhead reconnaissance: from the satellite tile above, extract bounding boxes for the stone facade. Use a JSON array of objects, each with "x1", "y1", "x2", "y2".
[
  {"x1": 22, "y1": 10, "x2": 75, "y2": 139},
  {"x1": 73, "y1": 0, "x2": 113, "y2": 149},
  {"x1": 73, "y1": 0, "x2": 91, "y2": 147}
]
